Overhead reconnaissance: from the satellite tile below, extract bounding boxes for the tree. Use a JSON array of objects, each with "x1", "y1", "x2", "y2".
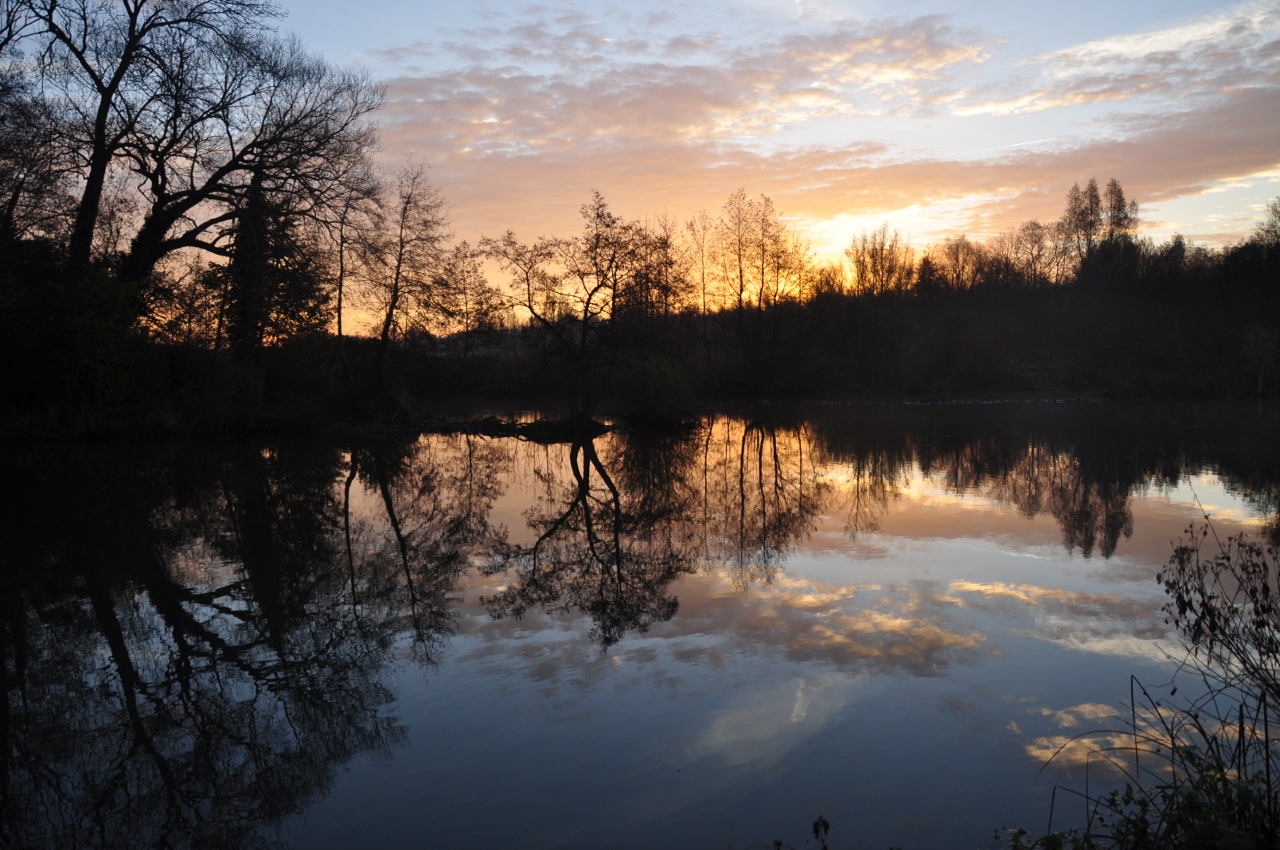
[
  {"x1": 1059, "y1": 177, "x2": 1142, "y2": 287},
  {"x1": 747, "y1": 192, "x2": 789, "y2": 308},
  {"x1": 430, "y1": 241, "x2": 507, "y2": 361},
  {"x1": 0, "y1": 0, "x2": 35, "y2": 53},
  {"x1": 684, "y1": 208, "x2": 717, "y2": 368},
  {"x1": 19, "y1": 0, "x2": 279, "y2": 269},
  {"x1": 480, "y1": 229, "x2": 559, "y2": 321},
  {"x1": 14, "y1": 0, "x2": 382, "y2": 301},
  {"x1": 685, "y1": 209, "x2": 716, "y2": 314},
  {"x1": 846, "y1": 224, "x2": 914, "y2": 295},
  {"x1": 325, "y1": 166, "x2": 380, "y2": 342},
  {"x1": 547, "y1": 191, "x2": 645, "y2": 409},
  {"x1": 361, "y1": 163, "x2": 450, "y2": 393},
  {"x1": 220, "y1": 168, "x2": 331, "y2": 355},
  {"x1": 118, "y1": 35, "x2": 382, "y2": 285},
  {"x1": 482, "y1": 431, "x2": 699, "y2": 648},
  {"x1": 483, "y1": 191, "x2": 656, "y2": 418},
  {"x1": 928, "y1": 234, "x2": 983, "y2": 291},
  {"x1": 915, "y1": 254, "x2": 944, "y2": 300},
  {"x1": 1011, "y1": 219, "x2": 1067, "y2": 287},
  {"x1": 709, "y1": 189, "x2": 808, "y2": 371},
  {"x1": 716, "y1": 188, "x2": 754, "y2": 315},
  {"x1": 981, "y1": 220, "x2": 1069, "y2": 290},
  {"x1": 1256, "y1": 198, "x2": 1280, "y2": 248},
  {"x1": 1060, "y1": 177, "x2": 1103, "y2": 264},
  {"x1": 625, "y1": 213, "x2": 690, "y2": 321},
  {"x1": 1102, "y1": 178, "x2": 1139, "y2": 240},
  {"x1": 0, "y1": 66, "x2": 73, "y2": 247}
]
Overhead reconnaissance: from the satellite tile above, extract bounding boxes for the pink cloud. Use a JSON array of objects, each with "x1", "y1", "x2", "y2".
[{"x1": 368, "y1": 6, "x2": 1280, "y2": 247}]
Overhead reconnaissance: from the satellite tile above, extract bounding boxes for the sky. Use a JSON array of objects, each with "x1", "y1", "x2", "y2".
[{"x1": 278, "y1": 0, "x2": 1280, "y2": 259}]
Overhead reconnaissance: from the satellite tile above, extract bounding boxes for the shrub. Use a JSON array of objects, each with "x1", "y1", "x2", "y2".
[{"x1": 1005, "y1": 528, "x2": 1280, "y2": 849}]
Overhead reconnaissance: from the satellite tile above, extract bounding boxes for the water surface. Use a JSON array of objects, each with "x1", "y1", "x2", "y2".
[{"x1": 4, "y1": 402, "x2": 1277, "y2": 849}]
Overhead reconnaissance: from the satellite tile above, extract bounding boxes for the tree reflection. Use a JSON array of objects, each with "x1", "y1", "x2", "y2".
[
  {"x1": 699, "y1": 418, "x2": 830, "y2": 586},
  {"x1": 828, "y1": 447, "x2": 908, "y2": 539},
  {"x1": 482, "y1": 420, "x2": 830, "y2": 645},
  {"x1": 348, "y1": 434, "x2": 510, "y2": 660},
  {"x1": 927, "y1": 439, "x2": 1134, "y2": 557},
  {"x1": 804, "y1": 407, "x2": 1151, "y2": 559},
  {"x1": 1225, "y1": 477, "x2": 1280, "y2": 546},
  {"x1": 0, "y1": 435, "x2": 508, "y2": 849},
  {"x1": 483, "y1": 432, "x2": 701, "y2": 648},
  {"x1": 2, "y1": 406, "x2": 1275, "y2": 846}
]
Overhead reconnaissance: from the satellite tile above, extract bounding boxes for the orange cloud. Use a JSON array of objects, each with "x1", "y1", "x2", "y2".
[{"x1": 369, "y1": 5, "x2": 1280, "y2": 254}]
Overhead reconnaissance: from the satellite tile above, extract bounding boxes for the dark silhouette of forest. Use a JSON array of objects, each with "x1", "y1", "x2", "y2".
[{"x1": 2, "y1": 2, "x2": 1279, "y2": 437}]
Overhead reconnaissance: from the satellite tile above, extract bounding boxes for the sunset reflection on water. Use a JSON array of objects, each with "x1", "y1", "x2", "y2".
[{"x1": 3, "y1": 403, "x2": 1276, "y2": 849}]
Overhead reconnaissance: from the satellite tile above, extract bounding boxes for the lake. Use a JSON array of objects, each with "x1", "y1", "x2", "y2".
[{"x1": 4, "y1": 401, "x2": 1277, "y2": 849}]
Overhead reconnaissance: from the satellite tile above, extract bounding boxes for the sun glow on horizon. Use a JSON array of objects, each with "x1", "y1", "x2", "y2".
[{"x1": 273, "y1": 0, "x2": 1280, "y2": 254}]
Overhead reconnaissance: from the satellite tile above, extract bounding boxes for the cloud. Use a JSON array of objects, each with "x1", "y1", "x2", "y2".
[
  {"x1": 953, "y1": 3, "x2": 1280, "y2": 116},
  {"x1": 390, "y1": 85, "x2": 1278, "y2": 251},
  {"x1": 682, "y1": 674, "x2": 860, "y2": 768},
  {"x1": 455, "y1": 571, "x2": 991, "y2": 686},
  {"x1": 376, "y1": 13, "x2": 986, "y2": 155},
  {"x1": 368, "y1": 3, "x2": 1280, "y2": 251},
  {"x1": 948, "y1": 580, "x2": 1140, "y2": 613},
  {"x1": 1034, "y1": 702, "x2": 1120, "y2": 729}
]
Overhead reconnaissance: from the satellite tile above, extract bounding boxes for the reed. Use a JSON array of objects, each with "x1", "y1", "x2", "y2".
[{"x1": 1004, "y1": 528, "x2": 1280, "y2": 849}]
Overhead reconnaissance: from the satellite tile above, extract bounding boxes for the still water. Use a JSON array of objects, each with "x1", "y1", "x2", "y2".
[{"x1": 3, "y1": 402, "x2": 1277, "y2": 849}]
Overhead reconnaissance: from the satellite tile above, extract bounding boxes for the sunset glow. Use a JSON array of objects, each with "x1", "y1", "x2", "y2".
[{"x1": 282, "y1": 0, "x2": 1280, "y2": 256}]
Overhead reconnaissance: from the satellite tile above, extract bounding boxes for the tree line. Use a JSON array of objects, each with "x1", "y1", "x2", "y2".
[
  {"x1": 453, "y1": 182, "x2": 1279, "y2": 413},
  {"x1": 1, "y1": 0, "x2": 1278, "y2": 433}
]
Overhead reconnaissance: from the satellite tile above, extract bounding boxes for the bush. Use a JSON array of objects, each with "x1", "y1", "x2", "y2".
[{"x1": 1005, "y1": 528, "x2": 1280, "y2": 849}]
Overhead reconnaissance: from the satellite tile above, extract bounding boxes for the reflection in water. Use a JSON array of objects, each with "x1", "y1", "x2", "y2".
[
  {"x1": 484, "y1": 429, "x2": 715, "y2": 647},
  {"x1": 699, "y1": 420, "x2": 828, "y2": 586},
  {"x1": 346, "y1": 434, "x2": 510, "y2": 659},
  {"x1": 938, "y1": 444, "x2": 1134, "y2": 557},
  {"x1": 1, "y1": 403, "x2": 1277, "y2": 847},
  {"x1": 0, "y1": 444, "x2": 374, "y2": 848},
  {"x1": 479, "y1": 421, "x2": 830, "y2": 646},
  {"x1": 0, "y1": 437, "x2": 506, "y2": 849}
]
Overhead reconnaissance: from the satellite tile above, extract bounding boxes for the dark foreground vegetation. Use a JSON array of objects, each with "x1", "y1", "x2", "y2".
[
  {"x1": 1004, "y1": 529, "x2": 1280, "y2": 850},
  {"x1": 3, "y1": 2, "x2": 1279, "y2": 439}
]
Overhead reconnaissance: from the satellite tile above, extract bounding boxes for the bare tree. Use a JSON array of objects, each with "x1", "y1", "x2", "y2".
[
  {"x1": 846, "y1": 223, "x2": 914, "y2": 295},
  {"x1": 360, "y1": 163, "x2": 449, "y2": 392},
  {"x1": 684, "y1": 209, "x2": 716, "y2": 315},
  {"x1": 326, "y1": 166, "x2": 380, "y2": 342},
  {"x1": 1102, "y1": 177, "x2": 1139, "y2": 240},
  {"x1": 716, "y1": 188, "x2": 754, "y2": 314},
  {"x1": 0, "y1": 67, "x2": 74, "y2": 245},
  {"x1": 1011, "y1": 219, "x2": 1068, "y2": 287},
  {"x1": 709, "y1": 189, "x2": 810, "y2": 365},
  {"x1": 628, "y1": 213, "x2": 690, "y2": 320},
  {"x1": 0, "y1": 0, "x2": 35, "y2": 53},
  {"x1": 926, "y1": 234, "x2": 983, "y2": 291},
  {"x1": 119, "y1": 35, "x2": 382, "y2": 284},
  {"x1": 482, "y1": 191, "x2": 679, "y2": 417},
  {"x1": 20, "y1": 0, "x2": 279, "y2": 269},
  {"x1": 1255, "y1": 198, "x2": 1280, "y2": 249},
  {"x1": 480, "y1": 229, "x2": 560, "y2": 322},
  {"x1": 1059, "y1": 177, "x2": 1103, "y2": 264},
  {"x1": 430, "y1": 241, "x2": 507, "y2": 361}
]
